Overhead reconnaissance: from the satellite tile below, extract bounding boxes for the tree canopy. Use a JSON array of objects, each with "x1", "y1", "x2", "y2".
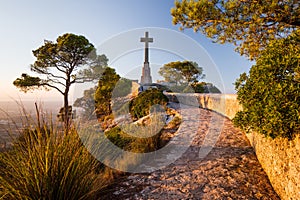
[
  {"x1": 13, "y1": 33, "x2": 107, "y2": 127},
  {"x1": 159, "y1": 60, "x2": 205, "y2": 85},
  {"x1": 171, "y1": 0, "x2": 300, "y2": 59},
  {"x1": 233, "y1": 31, "x2": 300, "y2": 139}
]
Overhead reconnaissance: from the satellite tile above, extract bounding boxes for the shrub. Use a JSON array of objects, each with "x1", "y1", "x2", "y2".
[
  {"x1": 129, "y1": 89, "x2": 169, "y2": 120},
  {"x1": 105, "y1": 126, "x2": 134, "y2": 150},
  {"x1": 0, "y1": 123, "x2": 104, "y2": 199},
  {"x1": 233, "y1": 31, "x2": 300, "y2": 139}
]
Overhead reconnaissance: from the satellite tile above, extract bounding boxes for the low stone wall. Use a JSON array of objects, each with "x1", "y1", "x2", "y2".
[
  {"x1": 166, "y1": 93, "x2": 242, "y2": 119},
  {"x1": 166, "y1": 93, "x2": 300, "y2": 200}
]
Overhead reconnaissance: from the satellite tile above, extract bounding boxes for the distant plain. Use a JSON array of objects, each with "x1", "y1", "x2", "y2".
[{"x1": 0, "y1": 100, "x2": 62, "y2": 147}]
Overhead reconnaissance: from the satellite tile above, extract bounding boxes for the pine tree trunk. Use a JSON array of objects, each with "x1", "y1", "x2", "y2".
[{"x1": 64, "y1": 88, "x2": 70, "y2": 134}]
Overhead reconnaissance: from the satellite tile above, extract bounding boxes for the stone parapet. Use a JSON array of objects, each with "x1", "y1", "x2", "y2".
[{"x1": 165, "y1": 93, "x2": 242, "y2": 119}]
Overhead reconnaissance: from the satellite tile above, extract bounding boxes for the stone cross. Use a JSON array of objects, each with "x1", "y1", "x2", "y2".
[
  {"x1": 140, "y1": 32, "x2": 153, "y2": 84},
  {"x1": 140, "y1": 31, "x2": 153, "y2": 64}
]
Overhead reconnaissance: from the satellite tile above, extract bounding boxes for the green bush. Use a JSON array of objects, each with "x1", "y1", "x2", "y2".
[
  {"x1": 233, "y1": 32, "x2": 300, "y2": 139},
  {"x1": 129, "y1": 89, "x2": 169, "y2": 120},
  {"x1": 0, "y1": 124, "x2": 104, "y2": 199},
  {"x1": 105, "y1": 127, "x2": 134, "y2": 150}
]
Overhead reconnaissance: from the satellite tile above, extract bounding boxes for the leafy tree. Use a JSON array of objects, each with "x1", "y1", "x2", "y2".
[
  {"x1": 158, "y1": 64, "x2": 182, "y2": 85},
  {"x1": 94, "y1": 67, "x2": 120, "y2": 119},
  {"x1": 159, "y1": 61, "x2": 205, "y2": 85},
  {"x1": 171, "y1": 0, "x2": 300, "y2": 59},
  {"x1": 75, "y1": 76, "x2": 132, "y2": 120},
  {"x1": 73, "y1": 87, "x2": 96, "y2": 119},
  {"x1": 77, "y1": 54, "x2": 108, "y2": 82},
  {"x1": 233, "y1": 31, "x2": 300, "y2": 139},
  {"x1": 13, "y1": 33, "x2": 107, "y2": 128}
]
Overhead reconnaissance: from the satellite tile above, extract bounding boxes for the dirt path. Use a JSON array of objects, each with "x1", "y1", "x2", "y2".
[{"x1": 102, "y1": 105, "x2": 280, "y2": 199}]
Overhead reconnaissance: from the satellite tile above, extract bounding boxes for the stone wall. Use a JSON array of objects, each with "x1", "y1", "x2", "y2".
[
  {"x1": 166, "y1": 93, "x2": 242, "y2": 119},
  {"x1": 166, "y1": 93, "x2": 300, "y2": 200},
  {"x1": 247, "y1": 131, "x2": 300, "y2": 200}
]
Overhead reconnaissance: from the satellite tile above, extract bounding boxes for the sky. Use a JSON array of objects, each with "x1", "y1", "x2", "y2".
[{"x1": 0, "y1": 0, "x2": 253, "y2": 103}]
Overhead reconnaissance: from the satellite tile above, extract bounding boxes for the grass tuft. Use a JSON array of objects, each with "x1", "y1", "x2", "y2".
[{"x1": 0, "y1": 118, "x2": 106, "y2": 200}]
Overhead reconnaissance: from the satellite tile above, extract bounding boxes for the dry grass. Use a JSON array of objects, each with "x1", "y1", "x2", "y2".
[
  {"x1": 0, "y1": 116, "x2": 108, "y2": 200},
  {"x1": 0, "y1": 102, "x2": 183, "y2": 199}
]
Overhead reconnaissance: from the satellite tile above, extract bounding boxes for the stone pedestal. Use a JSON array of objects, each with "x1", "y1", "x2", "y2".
[{"x1": 141, "y1": 62, "x2": 152, "y2": 84}]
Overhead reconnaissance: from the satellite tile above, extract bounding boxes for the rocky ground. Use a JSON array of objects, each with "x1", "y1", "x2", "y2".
[{"x1": 101, "y1": 104, "x2": 280, "y2": 200}]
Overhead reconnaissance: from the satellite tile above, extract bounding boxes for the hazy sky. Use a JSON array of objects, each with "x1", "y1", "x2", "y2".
[{"x1": 0, "y1": 0, "x2": 252, "y2": 102}]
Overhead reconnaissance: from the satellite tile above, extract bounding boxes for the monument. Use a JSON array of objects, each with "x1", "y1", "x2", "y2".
[{"x1": 140, "y1": 31, "x2": 153, "y2": 84}]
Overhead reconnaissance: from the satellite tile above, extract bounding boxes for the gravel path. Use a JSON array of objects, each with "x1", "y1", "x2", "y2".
[{"x1": 102, "y1": 105, "x2": 280, "y2": 199}]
